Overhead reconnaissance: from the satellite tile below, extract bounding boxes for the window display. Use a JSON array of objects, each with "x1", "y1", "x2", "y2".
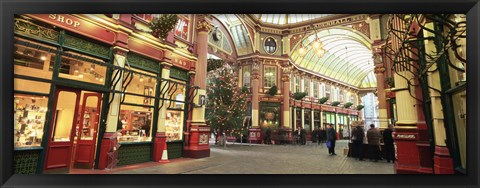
[
  {"x1": 166, "y1": 110, "x2": 184, "y2": 141},
  {"x1": 14, "y1": 94, "x2": 48, "y2": 148},
  {"x1": 260, "y1": 102, "x2": 280, "y2": 129},
  {"x1": 14, "y1": 38, "x2": 55, "y2": 80},
  {"x1": 166, "y1": 78, "x2": 186, "y2": 110},
  {"x1": 58, "y1": 51, "x2": 107, "y2": 85},
  {"x1": 119, "y1": 107, "x2": 153, "y2": 142}
]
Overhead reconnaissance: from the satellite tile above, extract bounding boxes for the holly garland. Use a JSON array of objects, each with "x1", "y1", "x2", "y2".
[
  {"x1": 206, "y1": 62, "x2": 250, "y2": 137},
  {"x1": 149, "y1": 14, "x2": 178, "y2": 39}
]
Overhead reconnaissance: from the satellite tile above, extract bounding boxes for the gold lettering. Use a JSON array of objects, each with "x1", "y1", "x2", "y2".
[
  {"x1": 57, "y1": 15, "x2": 65, "y2": 23},
  {"x1": 49, "y1": 14, "x2": 56, "y2": 19},
  {"x1": 65, "y1": 19, "x2": 73, "y2": 25},
  {"x1": 74, "y1": 21, "x2": 80, "y2": 28}
]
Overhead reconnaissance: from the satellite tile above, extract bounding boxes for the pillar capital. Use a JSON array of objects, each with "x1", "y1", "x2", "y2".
[
  {"x1": 281, "y1": 74, "x2": 291, "y2": 82},
  {"x1": 113, "y1": 46, "x2": 129, "y2": 56},
  {"x1": 161, "y1": 62, "x2": 173, "y2": 70},
  {"x1": 196, "y1": 16, "x2": 214, "y2": 33},
  {"x1": 374, "y1": 65, "x2": 386, "y2": 74}
]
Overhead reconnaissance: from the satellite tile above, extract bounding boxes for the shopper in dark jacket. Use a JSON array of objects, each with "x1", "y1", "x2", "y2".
[
  {"x1": 300, "y1": 126, "x2": 307, "y2": 145},
  {"x1": 319, "y1": 128, "x2": 326, "y2": 145},
  {"x1": 326, "y1": 124, "x2": 337, "y2": 155},
  {"x1": 367, "y1": 124, "x2": 381, "y2": 162},
  {"x1": 383, "y1": 124, "x2": 395, "y2": 163},
  {"x1": 352, "y1": 125, "x2": 365, "y2": 160}
]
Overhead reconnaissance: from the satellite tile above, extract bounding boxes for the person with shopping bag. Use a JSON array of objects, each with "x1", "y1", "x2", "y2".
[{"x1": 326, "y1": 124, "x2": 337, "y2": 155}]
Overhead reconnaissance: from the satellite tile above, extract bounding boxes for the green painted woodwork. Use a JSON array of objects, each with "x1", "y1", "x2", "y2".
[
  {"x1": 170, "y1": 67, "x2": 188, "y2": 81},
  {"x1": 117, "y1": 143, "x2": 152, "y2": 166},
  {"x1": 126, "y1": 53, "x2": 159, "y2": 73},
  {"x1": 14, "y1": 19, "x2": 59, "y2": 43},
  {"x1": 167, "y1": 142, "x2": 183, "y2": 159},
  {"x1": 14, "y1": 149, "x2": 41, "y2": 174},
  {"x1": 63, "y1": 34, "x2": 110, "y2": 58}
]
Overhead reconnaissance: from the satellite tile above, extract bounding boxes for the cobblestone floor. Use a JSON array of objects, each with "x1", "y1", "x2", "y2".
[{"x1": 114, "y1": 140, "x2": 395, "y2": 174}]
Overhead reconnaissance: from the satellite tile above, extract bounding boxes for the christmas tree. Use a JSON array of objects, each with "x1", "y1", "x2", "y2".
[{"x1": 206, "y1": 62, "x2": 249, "y2": 144}]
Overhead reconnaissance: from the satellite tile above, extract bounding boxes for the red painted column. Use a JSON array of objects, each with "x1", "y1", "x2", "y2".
[{"x1": 183, "y1": 15, "x2": 212, "y2": 158}]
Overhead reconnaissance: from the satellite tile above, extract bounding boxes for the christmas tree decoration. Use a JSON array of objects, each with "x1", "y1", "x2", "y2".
[
  {"x1": 206, "y1": 61, "x2": 250, "y2": 142},
  {"x1": 149, "y1": 14, "x2": 178, "y2": 39}
]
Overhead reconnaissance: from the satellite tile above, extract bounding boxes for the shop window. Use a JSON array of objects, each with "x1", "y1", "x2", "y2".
[
  {"x1": 304, "y1": 109, "x2": 311, "y2": 132},
  {"x1": 166, "y1": 110, "x2": 184, "y2": 142},
  {"x1": 304, "y1": 79, "x2": 310, "y2": 96},
  {"x1": 166, "y1": 78, "x2": 186, "y2": 110},
  {"x1": 58, "y1": 51, "x2": 107, "y2": 86},
  {"x1": 314, "y1": 111, "x2": 321, "y2": 129},
  {"x1": 14, "y1": 94, "x2": 49, "y2": 148},
  {"x1": 123, "y1": 68, "x2": 157, "y2": 106},
  {"x1": 243, "y1": 66, "x2": 251, "y2": 87},
  {"x1": 14, "y1": 78, "x2": 51, "y2": 94},
  {"x1": 452, "y1": 90, "x2": 466, "y2": 169},
  {"x1": 313, "y1": 81, "x2": 319, "y2": 98},
  {"x1": 119, "y1": 106, "x2": 153, "y2": 142},
  {"x1": 260, "y1": 102, "x2": 280, "y2": 129},
  {"x1": 264, "y1": 66, "x2": 276, "y2": 88},
  {"x1": 14, "y1": 39, "x2": 56, "y2": 80}
]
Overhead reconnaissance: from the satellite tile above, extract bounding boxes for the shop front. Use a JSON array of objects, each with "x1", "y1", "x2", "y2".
[{"x1": 13, "y1": 14, "x2": 200, "y2": 174}]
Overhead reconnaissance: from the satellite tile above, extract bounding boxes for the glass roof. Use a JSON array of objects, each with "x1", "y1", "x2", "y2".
[
  {"x1": 252, "y1": 14, "x2": 334, "y2": 25},
  {"x1": 212, "y1": 14, "x2": 253, "y2": 56},
  {"x1": 291, "y1": 28, "x2": 376, "y2": 88}
]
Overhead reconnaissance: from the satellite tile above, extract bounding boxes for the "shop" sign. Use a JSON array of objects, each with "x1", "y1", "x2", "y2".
[{"x1": 48, "y1": 14, "x2": 81, "y2": 28}]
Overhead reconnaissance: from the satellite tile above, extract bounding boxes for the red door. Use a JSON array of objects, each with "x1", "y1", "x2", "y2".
[
  {"x1": 74, "y1": 93, "x2": 102, "y2": 168},
  {"x1": 44, "y1": 88, "x2": 81, "y2": 170}
]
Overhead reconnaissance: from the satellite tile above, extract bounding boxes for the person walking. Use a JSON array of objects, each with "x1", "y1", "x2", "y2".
[
  {"x1": 326, "y1": 124, "x2": 337, "y2": 155},
  {"x1": 366, "y1": 124, "x2": 381, "y2": 162},
  {"x1": 300, "y1": 126, "x2": 307, "y2": 145},
  {"x1": 383, "y1": 124, "x2": 395, "y2": 163},
  {"x1": 265, "y1": 127, "x2": 272, "y2": 145},
  {"x1": 352, "y1": 124, "x2": 365, "y2": 160}
]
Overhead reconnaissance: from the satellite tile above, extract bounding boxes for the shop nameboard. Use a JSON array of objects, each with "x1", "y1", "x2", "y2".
[
  {"x1": 394, "y1": 133, "x2": 417, "y2": 140},
  {"x1": 321, "y1": 105, "x2": 335, "y2": 112},
  {"x1": 27, "y1": 14, "x2": 116, "y2": 44}
]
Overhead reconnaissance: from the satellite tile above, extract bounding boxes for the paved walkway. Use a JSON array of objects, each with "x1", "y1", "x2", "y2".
[{"x1": 112, "y1": 140, "x2": 394, "y2": 174}]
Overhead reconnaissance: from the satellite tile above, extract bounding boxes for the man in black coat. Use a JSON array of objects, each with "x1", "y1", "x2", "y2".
[
  {"x1": 300, "y1": 126, "x2": 307, "y2": 145},
  {"x1": 326, "y1": 124, "x2": 337, "y2": 155},
  {"x1": 383, "y1": 124, "x2": 395, "y2": 163},
  {"x1": 352, "y1": 125, "x2": 365, "y2": 160}
]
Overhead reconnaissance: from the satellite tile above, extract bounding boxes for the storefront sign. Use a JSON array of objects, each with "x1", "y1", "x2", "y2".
[
  {"x1": 27, "y1": 14, "x2": 116, "y2": 44},
  {"x1": 395, "y1": 134, "x2": 416, "y2": 140}
]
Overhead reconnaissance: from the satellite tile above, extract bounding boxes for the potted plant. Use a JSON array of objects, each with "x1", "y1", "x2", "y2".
[
  {"x1": 356, "y1": 105, "x2": 365, "y2": 110},
  {"x1": 319, "y1": 97, "x2": 329, "y2": 104},
  {"x1": 268, "y1": 85, "x2": 277, "y2": 96},
  {"x1": 293, "y1": 92, "x2": 308, "y2": 100},
  {"x1": 331, "y1": 101, "x2": 341, "y2": 106},
  {"x1": 149, "y1": 14, "x2": 178, "y2": 39},
  {"x1": 344, "y1": 102, "x2": 353, "y2": 108}
]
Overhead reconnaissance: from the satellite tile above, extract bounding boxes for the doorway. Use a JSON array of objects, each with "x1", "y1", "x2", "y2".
[{"x1": 44, "y1": 87, "x2": 103, "y2": 172}]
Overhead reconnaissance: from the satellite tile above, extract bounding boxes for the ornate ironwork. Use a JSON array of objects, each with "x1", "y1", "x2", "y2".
[
  {"x1": 63, "y1": 34, "x2": 110, "y2": 57},
  {"x1": 14, "y1": 18, "x2": 59, "y2": 43},
  {"x1": 126, "y1": 53, "x2": 160, "y2": 72}
]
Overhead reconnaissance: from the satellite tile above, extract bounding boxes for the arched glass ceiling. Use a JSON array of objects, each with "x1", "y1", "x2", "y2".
[
  {"x1": 212, "y1": 14, "x2": 253, "y2": 56},
  {"x1": 252, "y1": 14, "x2": 334, "y2": 25},
  {"x1": 291, "y1": 28, "x2": 376, "y2": 88}
]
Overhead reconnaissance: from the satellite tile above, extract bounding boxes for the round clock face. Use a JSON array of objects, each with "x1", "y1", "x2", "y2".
[
  {"x1": 264, "y1": 37, "x2": 277, "y2": 54},
  {"x1": 213, "y1": 30, "x2": 222, "y2": 41}
]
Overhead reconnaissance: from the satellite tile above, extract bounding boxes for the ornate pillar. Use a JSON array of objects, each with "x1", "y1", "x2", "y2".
[
  {"x1": 248, "y1": 58, "x2": 262, "y2": 143},
  {"x1": 281, "y1": 62, "x2": 291, "y2": 128},
  {"x1": 373, "y1": 51, "x2": 389, "y2": 129},
  {"x1": 153, "y1": 62, "x2": 171, "y2": 162},
  {"x1": 98, "y1": 46, "x2": 127, "y2": 170},
  {"x1": 184, "y1": 15, "x2": 212, "y2": 158}
]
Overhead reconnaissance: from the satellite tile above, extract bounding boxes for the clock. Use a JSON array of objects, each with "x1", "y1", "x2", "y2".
[{"x1": 212, "y1": 27, "x2": 222, "y2": 41}]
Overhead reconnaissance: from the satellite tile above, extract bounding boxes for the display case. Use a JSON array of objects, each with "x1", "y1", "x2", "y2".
[
  {"x1": 118, "y1": 110, "x2": 153, "y2": 142},
  {"x1": 165, "y1": 110, "x2": 184, "y2": 142},
  {"x1": 14, "y1": 94, "x2": 48, "y2": 148}
]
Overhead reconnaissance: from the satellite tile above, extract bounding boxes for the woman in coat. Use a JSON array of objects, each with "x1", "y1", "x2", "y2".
[{"x1": 366, "y1": 124, "x2": 381, "y2": 162}]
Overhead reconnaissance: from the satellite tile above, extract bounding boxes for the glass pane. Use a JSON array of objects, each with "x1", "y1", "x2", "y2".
[
  {"x1": 167, "y1": 78, "x2": 186, "y2": 110},
  {"x1": 58, "y1": 52, "x2": 107, "y2": 85},
  {"x1": 79, "y1": 95, "x2": 99, "y2": 140},
  {"x1": 166, "y1": 110, "x2": 184, "y2": 141},
  {"x1": 124, "y1": 68, "x2": 157, "y2": 98},
  {"x1": 14, "y1": 40, "x2": 56, "y2": 80},
  {"x1": 260, "y1": 106, "x2": 280, "y2": 129},
  {"x1": 452, "y1": 90, "x2": 466, "y2": 169},
  {"x1": 52, "y1": 91, "x2": 77, "y2": 142},
  {"x1": 14, "y1": 78, "x2": 51, "y2": 94},
  {"x1": 14, "y1": 94, "x2": 49, "y2": 148},
  {"x1": 118, "y1": 105, "x2": 154, "y2": 142}
]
